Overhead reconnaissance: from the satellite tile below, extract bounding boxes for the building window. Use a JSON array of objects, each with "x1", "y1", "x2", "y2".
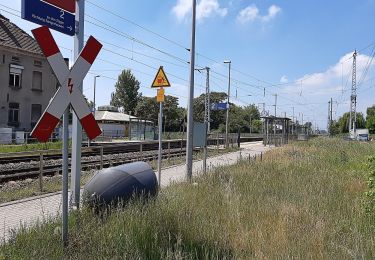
[
  {"x1": 8, "y1": 102, "x2": 19, "y2": 127},
  {"x1": 11, "y1": 56, "x2": 20, "y2": 62},
  {"x1": 9, "y1": 64, "x2": 23, "y2": 88},
  {"x1": 31, "y1": 104, "x2": 42, "y2": 128},
  {"x1": 34, "y1": 60, "x2": 42, "y2": 67},
  {"x1": 32, "y1": 71, "x2": 42, "y2": 91}
]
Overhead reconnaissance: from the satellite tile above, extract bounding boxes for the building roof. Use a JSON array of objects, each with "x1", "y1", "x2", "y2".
[
  {"x1": 0, "y1": 14, "x2": 42, "y2": 55},
  {"x1": 95, "y1": 110, "x2": 137, "y2": 123}
]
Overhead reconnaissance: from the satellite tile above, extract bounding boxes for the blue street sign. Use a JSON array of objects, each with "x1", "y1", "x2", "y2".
[
  {"x1": 21, "y1": 0, "x2": 75, "y2": 36},
  {"x1": 211, "y1": 103, "x2": 229, "y2": 111}
]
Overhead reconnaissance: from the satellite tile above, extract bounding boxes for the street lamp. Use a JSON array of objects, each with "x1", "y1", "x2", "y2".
[
  {"x1": 224, "y1": 60, "x2": 231, "y2": 148},
  {"x1": 93, "y1": 75, "x2": 100, "y2": 114},
  {"x1": 88, "y1": 75, "x2": 100, "y2": 147}
]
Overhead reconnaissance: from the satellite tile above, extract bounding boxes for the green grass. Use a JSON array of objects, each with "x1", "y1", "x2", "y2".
[
  {"x1": 0, "y1": 141, "x2": 65, "y2": 153},
  {"x1": 1, "y1": 138, "x2": 374, "y2": 259}
]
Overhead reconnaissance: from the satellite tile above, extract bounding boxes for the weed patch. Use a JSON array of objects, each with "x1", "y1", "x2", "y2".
[{"x1": 1, "y1": 138, "x2": 374, "y2": 258}]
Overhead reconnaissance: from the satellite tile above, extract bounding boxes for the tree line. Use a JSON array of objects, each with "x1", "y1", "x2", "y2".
[
  {"x1": 109, "y1": 69, "x2": 262, "y2": 133},
  {"x1": 110, "y1": 69, "x2": 375, "y2": 135},
  {"x1": 329, "y1": 105, "x2": 375, "y2": 135}
]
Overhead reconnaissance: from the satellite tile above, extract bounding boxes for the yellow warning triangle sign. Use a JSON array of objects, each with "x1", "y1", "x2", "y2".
[{"x1": 151, "y1": 66, "x2": 171, "y2": 88}]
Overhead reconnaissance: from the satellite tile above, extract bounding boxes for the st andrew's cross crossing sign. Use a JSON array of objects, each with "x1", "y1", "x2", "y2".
[
  {"x1": 22, "y1": 0, "x2": 75, "y2": 36},
  {"x1": 31, "y1": 26, "x2": 102, "y2": 142}
]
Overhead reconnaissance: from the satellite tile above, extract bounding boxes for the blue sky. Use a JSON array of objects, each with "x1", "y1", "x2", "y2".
[{"x1": 1, "y1": 0, "x2": 375, "y2": 130}]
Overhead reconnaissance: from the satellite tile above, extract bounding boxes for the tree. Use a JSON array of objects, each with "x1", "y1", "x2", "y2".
[
  {"x1": 242, "y1": 105, "x2": 261, "y2": 132},
  {"x1": 135, "y1": 96, "x2": 158, "y2": 121},
  {"x1": 366, "y1": 105, "x2": 375, "y2": 134},
  {"x1": 337, "y1": 112, "x2": 366, "y2": 133},
  {"x1": 135, "y1": 95, "x2": 184, "y2": 132},
  {"x1": 329, "y1": 120, "x2": 340, "y2": 135},
  {"x1": 110, "y1": 70, "x2": 141, "y2": 114},
  {"x1": 193, "y1": 92, "x2": 227, "y2": 130}
]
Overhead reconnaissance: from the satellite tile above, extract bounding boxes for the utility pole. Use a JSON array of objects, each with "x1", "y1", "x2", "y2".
[
  {"x1": 302, "y1": 113, "x2": 304, "y2": 134},
  {"x1": 328, "y1": 100, "x2": 331, "y2": 135},
  {"x1": 273, "y1": 94, "x2": 277, "y2": 136},
  {"x1": 349, "y1": 50, "x2": 357, "y2": 136},
  {"x1": 330, "y1": 98, "x2": 333, "y2": 134},
  {"x1": 196, "y1": 67, "x2": 211, "y2": 132},
  {"x1": 71, "y1": 0, "x2": 85, "y2": 209},
  {"x1": 186, "y1": 0, "x2": 196, "y2": 181},
  {"x1": 292, "y1": 107, "x2": 294, "y2": 135},
  {"x1": 93, "y1": 75, "x2": 100, "y2": 114},
  {"x1": 224, "y1": 60, "x2": 231, "y2": 148},
  {"x1": 205, "y1": 67, "x2": 210, "y2": 133},
  {"x1": 88, "y1": 75, "x2": 100, "y2": 147}
]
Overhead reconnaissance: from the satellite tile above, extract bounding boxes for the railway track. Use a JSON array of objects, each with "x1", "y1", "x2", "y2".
[
  {"x1": 0, "y1": 137, "x2": 262, "y2": 164},
  {"x1": 0, "y1": 140, "x2": 186, "y2": 164},
  {"x1": 0, "y1": 137, "x2": 262, "y2": 183},
  {"x1": 0, "y1": 148, "x2": 187, "y2": 182}
]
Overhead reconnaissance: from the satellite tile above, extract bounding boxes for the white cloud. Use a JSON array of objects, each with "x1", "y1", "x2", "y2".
[
  {"x1": 280, "y1": 75, "x2": 288, "y2": 83},
  {"x1": 237, "y1": 5, "x2": 259, "y2": 23},
  {"x1": 279, "y1": 52, "x2": 375, "y2": 124},
  {"x1": 237, "y1": 4, "x2": 281, "y2": 24},
  {"x1": 172, "y1": 0, "x2": 228, "y2": 22}
]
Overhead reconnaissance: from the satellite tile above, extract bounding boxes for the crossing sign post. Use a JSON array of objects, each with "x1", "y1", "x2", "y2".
[
  {"x1": 30, "y1": 26, "x2": 102, "y2": 245},
  {"x1": 152, "y1": 66, "x2": 171, "y2": 187}
]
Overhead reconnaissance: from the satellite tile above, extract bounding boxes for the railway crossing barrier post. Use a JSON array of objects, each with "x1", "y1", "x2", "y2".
[
  {"x1": 100, "y1": 146, "x2": 104, "y2": 170},
  {"x1": 39, "y1": 152, "x2": 44, "y2": 192},
  {"x1": 140, "y1": 143, "x2": 143, "y2": 161},
  {"x1": 168, "y1": 141, "x2": 171, "y2": 161}
]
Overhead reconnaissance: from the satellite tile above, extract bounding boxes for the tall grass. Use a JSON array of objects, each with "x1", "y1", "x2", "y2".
[{"x1": 1, "y1": 138, "x2": 374, "y2": 259}]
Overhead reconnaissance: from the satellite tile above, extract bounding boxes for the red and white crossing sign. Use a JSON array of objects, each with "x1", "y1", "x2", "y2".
[
  {"x1": 43, "y1": 0, "x2": 75, "y2": 13},
  {"x1": 31, "y1": 26, "x2": 102, "y2": 142}
]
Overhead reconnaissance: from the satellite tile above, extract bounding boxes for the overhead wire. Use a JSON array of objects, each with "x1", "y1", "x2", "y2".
[{"x1": 2, "y1": 2, "x2": 375, "y2": 124}]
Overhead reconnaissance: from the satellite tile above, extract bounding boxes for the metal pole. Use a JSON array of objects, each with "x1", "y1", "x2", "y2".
[
  {"x1": 39, "y1": 153, "x2": 43, "y2": 192},
  {"x1": 330, "y1": 98, "x2": 333, "y2": 133},
  {"x1": 249, "y1": 116, "x2": 252, "y2": 134},
  {"x1": 71, "y1": 0, "x2": 85, "y2": 209},
  {"x1": 93, "y1": 75, "x2": 99, "y2": 114},
  {"x1": 328, "y1": 100, "x2": 331, "y2": 135},
  {"x1": 203, "y1": 122, "x2": 208, "y2": 174},
  {"x1": 292, "y1": 107, "x2": 294, "y2": 135},
  {"x1": 62, "y1": 108, "x2": 69, "y2": 246},
  {"x1": 186, "y1": 0, "x2": 196, "y2": 181},
  {"x1": 128, "y1": 111, "x2": 132, "y2": 140},
  {"x1": 158, "y1": 101, "x2": 163, "y2": 187},
  {"x1": 100, "y1": 146, "x2": 103, "y2": 169},
  {"x1": 88, "y1": 75, "x2": 99, "y2": 147},
  {"x1": 206, "y1": 68, "x2": 211, "y2": 133},
  {"x1": 224, "y1": 61, "x2": 231, "y2": 148},
  {"x1": 273, "y1": 94, "x2": 277, "y2": 140}
]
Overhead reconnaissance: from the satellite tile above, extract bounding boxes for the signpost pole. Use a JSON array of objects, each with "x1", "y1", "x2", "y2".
[
  {"x1": 71, "y1": 0, "x2": 85, "y2": 209},
  {"x1": 62, "y1": 108, "x2": 69, "y2": 245},
  {"x1": 158, "y1": 100, "x2": 163, "y2": 188},
  {"x1": 186, "y1": 0, "x2": 197, "y2": 181},
  {"x1": 203, "y1": 121, "x2": 208, "y2": 174}
]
